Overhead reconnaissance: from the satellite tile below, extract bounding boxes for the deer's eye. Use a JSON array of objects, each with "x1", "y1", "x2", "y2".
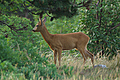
[{"x1": 36, "y1": 25, "x2": 39, "y2": 27}]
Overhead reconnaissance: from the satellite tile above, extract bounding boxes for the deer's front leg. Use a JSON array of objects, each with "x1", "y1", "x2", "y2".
[
  {"x1": 58, "y1": 48, "x2": 62, "y2": 66},
  {"x1": 54, "y1": 50, "x2": 57, "y2": 65}
]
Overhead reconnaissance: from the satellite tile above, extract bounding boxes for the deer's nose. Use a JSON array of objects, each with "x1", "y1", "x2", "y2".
[{"x1": 32, "y1": 30, "x2": 35, "y2": 32}]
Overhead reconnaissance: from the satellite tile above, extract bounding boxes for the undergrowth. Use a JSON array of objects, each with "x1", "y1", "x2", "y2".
[{"x1": 1, "y1": 50, "x2": 120, "y2": 80}]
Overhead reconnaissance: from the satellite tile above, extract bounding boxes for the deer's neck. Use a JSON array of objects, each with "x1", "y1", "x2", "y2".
[{"x1": 40, "y1": 25, "x2": 52, "y2": 43}]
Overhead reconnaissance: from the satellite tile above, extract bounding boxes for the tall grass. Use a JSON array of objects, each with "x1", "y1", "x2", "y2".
[
  {"x1": 48, "y1": 51, "x2": 120, "y2": 80},
  {"x1": 1, "y1": 51, "x2": 120, "y2": 80}
]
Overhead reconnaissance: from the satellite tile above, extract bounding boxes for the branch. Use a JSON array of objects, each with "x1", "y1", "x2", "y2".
[
  {"x1": 0, "y1": 21, "x2": 17, "y2": 35},
  {"x1": 0, "y1": 21, "x2": 14, "y2": 30},
  {"x1": 109, "y1": 23, "x2": 120, "y2": 31},
  {"x1": 78, "y1": 0, "x2": 92, "y2": 7},
  {"x1": 0, "y1": 20, "x2": 29, "y2": 35},
  {"x1": 16, "y1": 25, "x2": 28, "y2": 31}
]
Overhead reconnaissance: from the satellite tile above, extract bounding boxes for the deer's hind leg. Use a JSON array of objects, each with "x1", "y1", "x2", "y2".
[
  {"x1": 77, "y1": 47, "x2": 88, "y2": 67},
  {"x1": 85, "y1": 49, "x2": 94, "y2": 67}
]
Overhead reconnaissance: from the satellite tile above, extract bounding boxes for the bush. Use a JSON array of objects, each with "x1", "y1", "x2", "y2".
[
  {"x1": 80, "y1": 0, "x2": 120, "y2": 58},
  {"x1": 0, "y1": 35, "x2": 61, "y2": 79}
]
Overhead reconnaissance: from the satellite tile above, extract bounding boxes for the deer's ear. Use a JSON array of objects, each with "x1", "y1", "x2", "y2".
[{"x1": 42, "y1": 17, "x2": 46, "y2": 23}]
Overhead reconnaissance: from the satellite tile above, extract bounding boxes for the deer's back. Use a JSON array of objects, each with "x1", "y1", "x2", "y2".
[{"x1": 49, "y1": 32, "x2": 89, "y2": 50}]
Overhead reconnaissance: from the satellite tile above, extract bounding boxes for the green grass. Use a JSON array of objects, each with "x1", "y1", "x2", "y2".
[{"x1": 1, "y1": 51, "x2": 120, "y2": 80}]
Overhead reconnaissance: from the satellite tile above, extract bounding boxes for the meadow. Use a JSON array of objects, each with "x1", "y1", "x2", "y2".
[
  {"x1": 46, "y1": 50, "x2": 120, "y2": 80},
  {"x1": 1, "y1": 49, "x2": 120, "y2": 80}
]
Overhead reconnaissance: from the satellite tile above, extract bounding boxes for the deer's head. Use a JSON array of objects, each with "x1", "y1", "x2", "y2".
[{"x1": 32, "y1": 17, "x2": 46, "y2": 32}]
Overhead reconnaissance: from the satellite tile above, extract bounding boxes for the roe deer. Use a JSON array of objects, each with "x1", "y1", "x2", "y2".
[{"x1": 32, "y1": 17, "x2": 94, "y2": 67}]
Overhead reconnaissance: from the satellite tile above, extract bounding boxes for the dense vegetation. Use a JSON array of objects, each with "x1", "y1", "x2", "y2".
[{"x1": 0, "y1": 0, "x2": 120, "y2": 79}]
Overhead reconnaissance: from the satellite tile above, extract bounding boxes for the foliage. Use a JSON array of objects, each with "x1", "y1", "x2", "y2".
[
  {"x1": 27, "y1": 0, "x2": 92, "y2": 19},
  {"x1": 80, "y1": 0, "x2": 120, "y2": 58},
  {"x1": 0, "y1": 35, "x2": 60, "y2": 79},
  {"x1": 0, "y1": 0, "x2": 92, "y2": 20},
  {"x1": 29, "y1": 0, "x2": 78, "y2": 18}
]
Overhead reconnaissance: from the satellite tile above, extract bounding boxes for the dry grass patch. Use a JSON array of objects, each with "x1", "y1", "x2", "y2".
[{"x1": 48, "y1": 52, "x2": 120, "y2": 80}]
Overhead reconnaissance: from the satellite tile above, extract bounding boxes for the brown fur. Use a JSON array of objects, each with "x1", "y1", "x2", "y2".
[{"x1": 32, "y1": 17, "x2": 94, "y2": 67}]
